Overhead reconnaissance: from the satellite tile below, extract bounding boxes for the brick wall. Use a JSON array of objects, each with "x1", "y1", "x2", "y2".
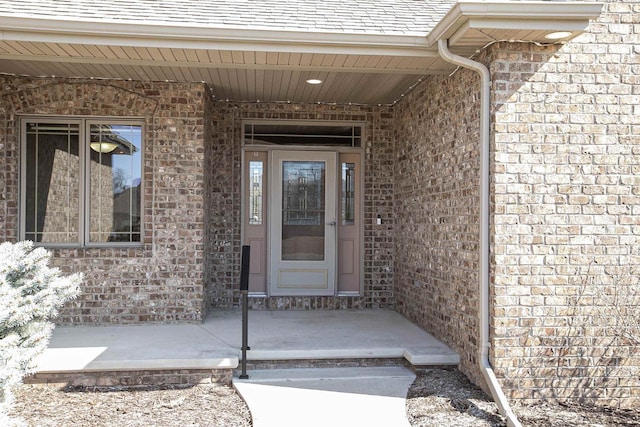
[
  {"x1": 1, "y1": 78, "x2": 398, "y2": 321},
  {"x1": 393, "y1": 71, "x2": 484, "y2": 387},
  {"x1": 488, "y1": 0, "x2": 640, "y2": 409},
  {"x1": 393, "y1": 0, "x2": 639, "y2": 410},
  {"x1": 205, "y1": 101, "x2": 396, "y2": 310},
  {"x1": 0, "y1": 77, "x2": 207, "y2": 324}
]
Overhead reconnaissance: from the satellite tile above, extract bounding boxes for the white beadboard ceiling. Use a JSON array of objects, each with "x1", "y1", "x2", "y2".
[
  {"x1": 0, "y1": 1, "x2": 602, "y2": 105},
  {"x1": 0, "y1": 41, "x2": 449, "y2": 104}
]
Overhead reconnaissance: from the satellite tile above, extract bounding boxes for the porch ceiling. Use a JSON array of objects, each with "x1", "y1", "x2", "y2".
[
  {"x1": 0, "y1": 43, "x2": 448, "y2": 104},
  {"x1": 0, "y1": 1, "x2": 602, "y2": 105}
]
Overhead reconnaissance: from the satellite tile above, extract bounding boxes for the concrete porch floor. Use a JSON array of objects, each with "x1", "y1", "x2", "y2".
[{"x1": 35, "y1": 309, "x2": 459, "y2": 374}]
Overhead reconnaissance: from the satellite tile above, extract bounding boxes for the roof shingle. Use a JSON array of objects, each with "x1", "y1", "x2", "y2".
[{"x1": 0, "y1": 0, "x2": 457, "y2": 35}]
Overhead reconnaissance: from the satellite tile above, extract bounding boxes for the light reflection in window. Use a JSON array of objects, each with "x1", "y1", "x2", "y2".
[{"x1": 89, "y1": 124, "x2": 142, "y2": 243}]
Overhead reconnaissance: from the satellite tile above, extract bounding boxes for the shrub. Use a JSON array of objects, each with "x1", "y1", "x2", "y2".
[{"x1": 0, "y1": 241, "x2": 81, "y2": 423}]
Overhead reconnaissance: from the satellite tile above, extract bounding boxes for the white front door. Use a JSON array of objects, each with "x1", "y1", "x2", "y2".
[{"x1": 269, "y1": 150, "x2": 337, "y2": 296}]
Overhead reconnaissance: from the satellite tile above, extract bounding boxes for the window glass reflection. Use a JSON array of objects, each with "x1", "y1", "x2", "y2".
[
  {"x1": 24, "y1": 123, "x2": 80, "y2": 243},
  {"x1": 89, "y1": 124, "x2": 142, "y2": 243}
]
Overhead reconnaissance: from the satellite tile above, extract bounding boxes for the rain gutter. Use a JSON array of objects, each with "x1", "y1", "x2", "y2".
[{"x1": 437, "y1": 38, "x2": 522, "y2": 427}]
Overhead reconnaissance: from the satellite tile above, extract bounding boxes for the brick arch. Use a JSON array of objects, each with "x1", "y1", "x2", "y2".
[{"x1": 2, "y1": 80, "x2": 159, "y2": 116}]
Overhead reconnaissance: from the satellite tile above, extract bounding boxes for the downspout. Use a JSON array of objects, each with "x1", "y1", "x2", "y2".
[{"x1": 437, "y1": 39, "x2": 522, "y2": 427}]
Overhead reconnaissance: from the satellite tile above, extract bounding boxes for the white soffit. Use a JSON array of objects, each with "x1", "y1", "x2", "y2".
[{"x1": 427, "y1": 1, "x2": 603, "y2": 55}]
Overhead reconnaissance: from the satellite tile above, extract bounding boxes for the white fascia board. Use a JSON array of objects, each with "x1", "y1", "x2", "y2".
[
  {"x1": 426, "y1": 1, "x2": 603, "y2": 47},
  {"x1": 0, "y1": 15, "x2": 437, "y2": 58}
]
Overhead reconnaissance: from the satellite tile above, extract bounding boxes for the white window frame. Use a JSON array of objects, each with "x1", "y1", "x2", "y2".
[{"x1": 19, "y1": 116, "x2": 145, "y2": 248}]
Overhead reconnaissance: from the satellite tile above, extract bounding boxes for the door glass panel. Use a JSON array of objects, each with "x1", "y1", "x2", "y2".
[
  {"x1": 249, "y1": 161, "x2": 263, "y2": 225},
  {"x1": 281, "y1": 161, "x2": 325, "y2": 261},
  {"x1": 341, "y1": 162, "x2": 356, "y2": 225}
]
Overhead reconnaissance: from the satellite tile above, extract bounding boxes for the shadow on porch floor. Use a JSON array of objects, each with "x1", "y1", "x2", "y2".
[{"x1": 33, "y1": 309, "x2": 459, "y2": 378}]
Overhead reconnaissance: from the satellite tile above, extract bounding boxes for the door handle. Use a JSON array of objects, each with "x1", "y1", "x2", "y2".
[{"x1": 328, "y1": 220, "x2": 337, "y2": 226}]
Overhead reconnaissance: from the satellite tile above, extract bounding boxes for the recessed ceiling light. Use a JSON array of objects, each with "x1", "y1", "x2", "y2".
[
  {"x1": 306, "y1": 79, "x2": 323, "y2": 85},
  {"x1": 545, "y1": 31, "x2": 573, "y2": 40}
]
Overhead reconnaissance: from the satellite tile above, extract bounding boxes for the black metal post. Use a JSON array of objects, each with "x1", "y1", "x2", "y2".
[{"x1": 239, "y1": 245, "x2": 250, "y2": 379}]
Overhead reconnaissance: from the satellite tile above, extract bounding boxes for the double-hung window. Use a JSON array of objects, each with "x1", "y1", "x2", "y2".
[{"x1": 20, "y1": 118, "x2": 143, "y2": 246}]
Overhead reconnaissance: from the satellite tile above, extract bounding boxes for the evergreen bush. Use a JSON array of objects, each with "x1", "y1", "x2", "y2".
[{"x1": 0, "y1": 241, "x2": 81, "y2": 423}]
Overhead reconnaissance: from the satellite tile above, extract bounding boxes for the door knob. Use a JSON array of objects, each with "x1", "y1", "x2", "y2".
[{"x1": 328, "y1": 220, "x2": 337, "y2": 226}]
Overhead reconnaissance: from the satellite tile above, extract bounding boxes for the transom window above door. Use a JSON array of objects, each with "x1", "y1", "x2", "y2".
[
  {"x1": 20, "y1": 118, "x2": 143, "y2": 246},
  {"x1": 244, "y1": 122, "x2": 363, "y2": 147}
]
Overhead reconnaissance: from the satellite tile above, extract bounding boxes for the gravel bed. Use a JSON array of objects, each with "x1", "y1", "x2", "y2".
[
  {"x1": 407, "y1": 368, "x2": 505, "y2": 426},
  {"x1": 9, "y1": 383, "x2": 251, "y2": 427},
  {"x1": 514, "y1": 401, "x2": 640, "y2": 427},
  {"x1": 407, "y1": 368, "x2": 640, "y2": 427},
  {"x1": 8, "y1": 369, "x2": 640, "y2": 426}
]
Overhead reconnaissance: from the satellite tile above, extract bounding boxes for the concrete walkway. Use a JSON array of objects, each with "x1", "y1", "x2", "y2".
[{"x1": 233, "y1": 366, "x2": 416, "y2": 427}]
